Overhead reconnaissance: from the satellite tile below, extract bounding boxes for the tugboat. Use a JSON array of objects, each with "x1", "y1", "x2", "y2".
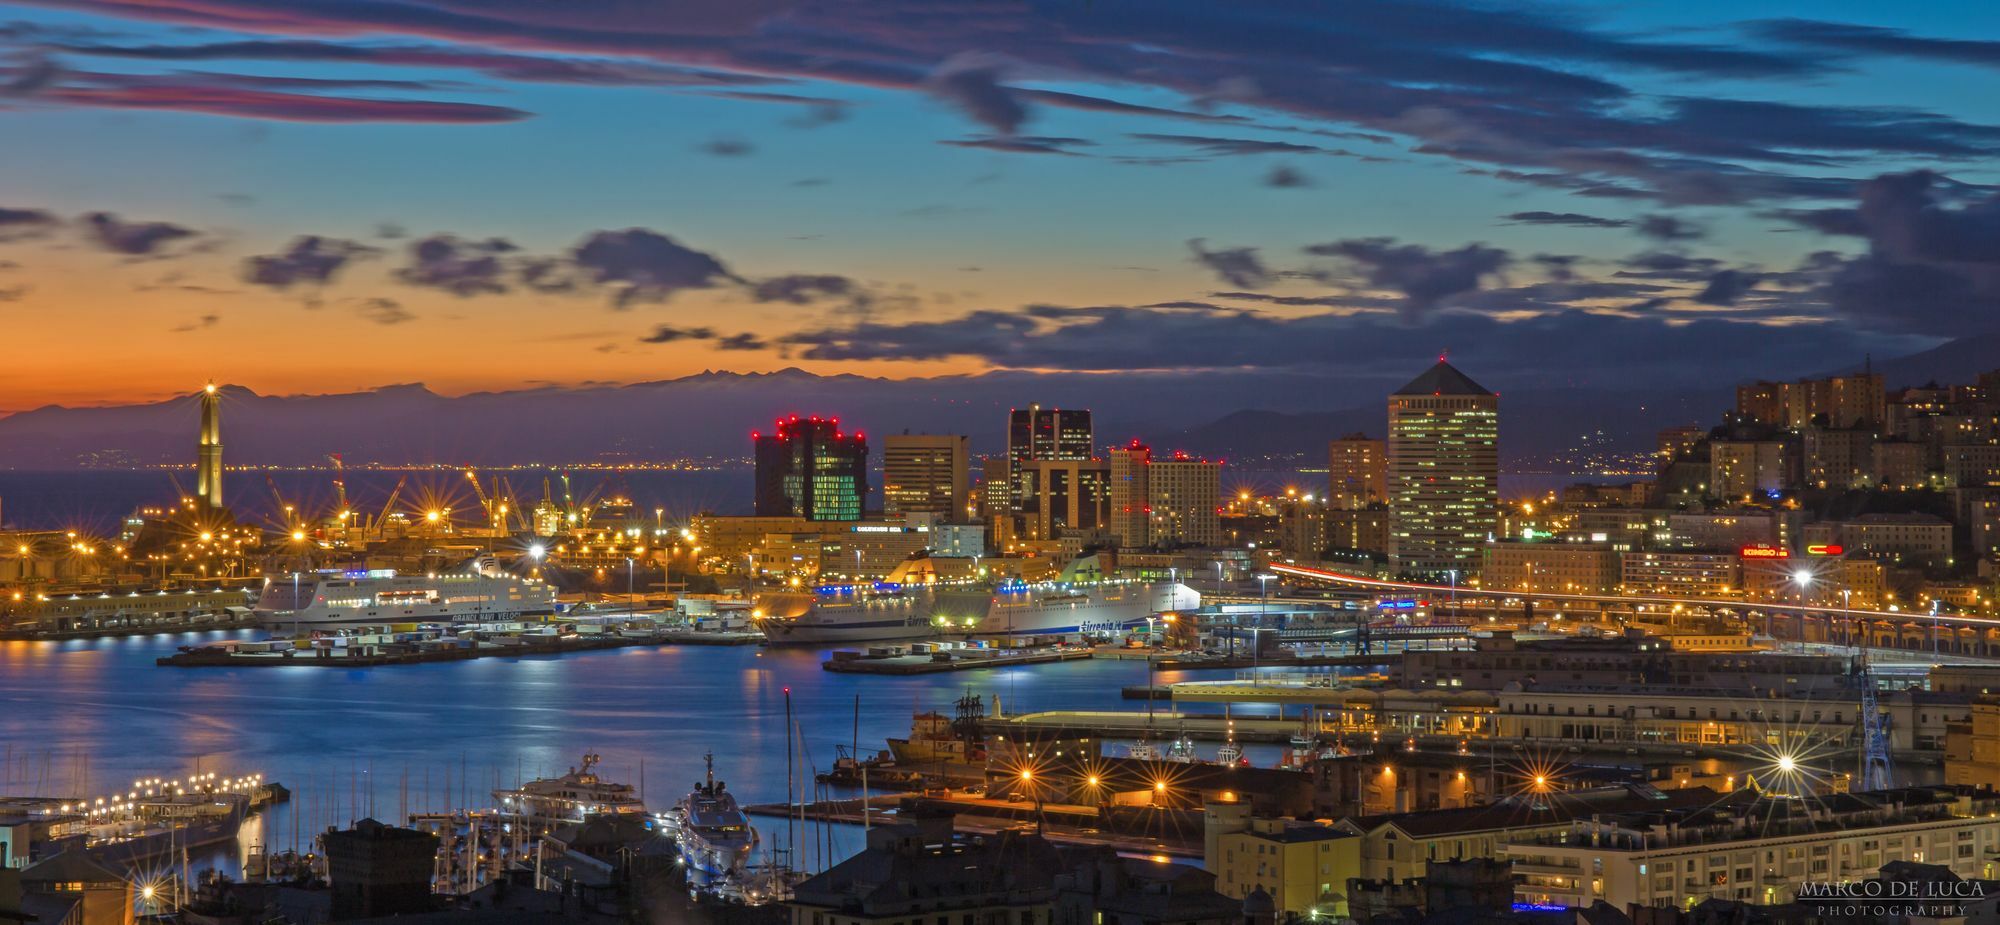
[
  {"x1": 672, "y1": 753, "x2": 757, "y2": 888},
  {"x1": 494, "y1": 753, "x2": 645, "y2": 831}
]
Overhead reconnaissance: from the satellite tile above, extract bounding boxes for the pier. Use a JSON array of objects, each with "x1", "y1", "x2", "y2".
[
  {"x1": 156, "y1": 626, "x2": 760, "y2": 668},
  {"x1": 745, "y1": 793, "x2": 1201, "y2": 858},
  {"x1": 822, "y1": 643, "x2": 1095, "y2": 674}
]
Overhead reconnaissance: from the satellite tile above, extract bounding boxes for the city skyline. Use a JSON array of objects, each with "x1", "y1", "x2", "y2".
[{"x1": 4, "y1": 2, "x2": 2000, "y2": 410}]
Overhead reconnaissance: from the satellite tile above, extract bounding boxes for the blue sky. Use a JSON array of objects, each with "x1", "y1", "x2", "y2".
[{"x1": 2, "y1": 0, "x2": 1999, "y2": 409}]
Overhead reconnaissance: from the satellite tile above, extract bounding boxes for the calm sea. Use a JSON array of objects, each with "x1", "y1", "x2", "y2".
[{"x1": 0, "y1": 630, "x2": 1292, "y2": 872}]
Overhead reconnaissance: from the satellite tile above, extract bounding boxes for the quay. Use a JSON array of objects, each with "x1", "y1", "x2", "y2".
[
  {"x1": 745, "y1": 793, "x2": 1200, "y2": 858},
  {"x1": 0, "y1": 609, "x2": 261, "y2": 641},
  {"x1": 984, "y1": 710, "x2": 1303, "y2": 743},
  {"x1": 156, "y1": 624, "x2": 761, "y2": 668},
  {"x1": 823, "y1": 643, "x2": 1094, "y2": 674}
]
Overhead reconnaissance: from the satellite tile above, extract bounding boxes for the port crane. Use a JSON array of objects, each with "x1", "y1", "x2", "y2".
[{"x1": 371, "y1": 475, "x2": 407, "y2": 541}]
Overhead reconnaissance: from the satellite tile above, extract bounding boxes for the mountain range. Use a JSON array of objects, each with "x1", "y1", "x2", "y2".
[{"x1": 0, "y1": 335, "x2": 1987, "y2": 470}]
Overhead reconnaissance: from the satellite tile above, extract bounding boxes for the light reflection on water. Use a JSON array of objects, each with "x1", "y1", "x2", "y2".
[{"x1": 3, "y1": 631, "x2": 1285, "y2": 872}]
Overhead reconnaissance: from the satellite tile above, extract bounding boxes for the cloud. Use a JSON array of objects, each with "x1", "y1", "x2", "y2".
[
  {"x1": 1756, "y1": 20, "x2": 2000, "y2": 70},
  {"x1": 750, "y1": 274, "x2": 855, "y2": 304},
  {"x1": 1130, "y1": 133, "x2": 1328, "y2": 156},
  {"x1": 701, "y1": 90, "x2": 851, "y2": 127},
  {"x1": 38, "y1": 71, "x2": 532, "y2": 123},
  {"x1": 242, "y1": 235, "x2": 377, "y2": 288},
  {"x1": 1305, "y1": 237, "x2": 1510, "y2": 316},
  {"x1": 1, "y1": 51, "x2": 60, "y2": 96},
  {"x1": 570, "y1": 228, "x2": 737, "y2": 308},
  {"x1": 56, "y1": 39, "x2": 775, "y2": 88},
  {"x1": 170, "y1": 313, "x2": 220, "y2": 333},
  {"x1": 923, "y1": 53, "x2": 1027, "y2": 136},
  {"x1": 640, "y1": 325, "x2": 716, "y2": 343},
  {"x1": 1501, "y1": 211, "x2": 1630, "y2": 229},
  {"x1": 1822, "y1": 170, "x2": 2000, "y2": 336},
  {"x1": 355, "y1": 297, "x2": 415, "y2": 325},
  {"x1": 779, "y1": 301, "x2": 1899, "y2": 387},
  {"x1": 940, "y1": 136, "x2": 1093, "y2": 156},
  {"x1": 0, "y1": 206, "x2": 59, "y2": 241},
  {"x1": 1636, "y1": 214, "x2": 1705, "y2": 241},
  {"x1": 1695, "y1": 269, "x2": 1759, "y2": 305},
  {"x1": 1187, "y1": 239, "x2": 1274, "y2": 289},
  {"x1": 82, "y1": 212, "x2": 198, "y2": 255},
  {"x1": 1263, "y1": 165, "x2": 1313, "y2": 188},
  {"x1": 716, "y1": 332, "x2": 767, "y2": 350},
  {"x1": 698, "y1": 137, "x2": 754, "y2": 157},
  {"x1": 395, "y1": 234, "x2": 517, "y2": 296}
]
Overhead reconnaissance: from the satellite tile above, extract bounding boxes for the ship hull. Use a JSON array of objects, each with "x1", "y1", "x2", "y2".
[{"x1": 755, "y1": 583, "x2": 1199, "y2": 647}]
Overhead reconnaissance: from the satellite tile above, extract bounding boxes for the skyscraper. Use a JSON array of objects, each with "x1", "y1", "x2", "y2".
[
  {"x1": 998, "y1": 404, "x2": 1094, "y2": 545},
  {"x1": 754, "y1": 415, "x2": 868, "y2": 521},
  {"x1": 1148, "y1": 452, "x2": 1222, "y2": 547},
  {"x1": 1387, "y1": 360, "x2": 1498, "y2": 579},
  {"x1": 196, "y1": 382, "x2": 224, "y2": 511},
  {"x1": 882, "y1": 433, "x2": 970, "y2": 518},
  {"x1": 1108, "y1": 440, "x2": 1151, "y2": 547},
  {"x1": 1327, "y1": 433, "x2": 1386, "y2": 510}
]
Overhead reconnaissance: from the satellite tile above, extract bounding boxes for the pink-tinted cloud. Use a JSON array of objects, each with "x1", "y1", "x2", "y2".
[{"x1": 43, "y1": 81, "x2": 529, "y2": 122}]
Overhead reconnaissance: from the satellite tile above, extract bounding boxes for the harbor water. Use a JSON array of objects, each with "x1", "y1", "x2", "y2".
[{"x1": 0, "y1": 630, "x2": 1286, "y2": 872}]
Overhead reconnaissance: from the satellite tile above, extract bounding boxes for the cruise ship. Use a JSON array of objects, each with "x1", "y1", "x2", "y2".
[
  {"x1": 251, "y1": 560, "x2": 558, "y2": 630},
  {"x1": 754, "y1": 581, "x2": 1200, "y2": 646}
]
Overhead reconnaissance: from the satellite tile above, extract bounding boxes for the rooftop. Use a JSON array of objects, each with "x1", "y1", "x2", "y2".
[{"x1": 1393, "y1": 360, "x2": 1493, "y2": 397}]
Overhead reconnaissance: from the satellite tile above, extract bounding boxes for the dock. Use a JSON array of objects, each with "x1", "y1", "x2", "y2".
[
  {"x1": 1, "y1": 610, "x2": 262, "y2": 641},
  {"x1": 823, "y1": 644, "x2": 1095, "y2": 674},
  {"x1": 745, "y1": 793, "x2": 1199, "y2": 858},
  {"x1": 157, "y1": 626, "x2": 760, "y2": 668}
]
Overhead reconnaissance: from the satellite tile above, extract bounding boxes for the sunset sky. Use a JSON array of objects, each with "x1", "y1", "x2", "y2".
[{"x1": 4, "y1": 1, "x2": 2000, "y2": 411}]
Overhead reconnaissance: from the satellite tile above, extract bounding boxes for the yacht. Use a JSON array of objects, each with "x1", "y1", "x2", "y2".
[
  {"x1": 671, "y1": 753, "x2": 757, "y2": 887},
  {"x1": 755, "y1": 580, "x2": 1200, "y2": 646},
  {"x1": 494, "y1": 753, "x2": 645, "y2": 830},
  {"x1": 253, "y1": 560, "x2": 557, "y2": 629}
]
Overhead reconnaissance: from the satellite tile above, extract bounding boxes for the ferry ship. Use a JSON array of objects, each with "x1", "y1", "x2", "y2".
[
  {"x1": 251, "y1": 560, "x2": 557, "y2": 630},
  {"x1": 753, "y1": 580, "x2": 1200, "y2": 646}
]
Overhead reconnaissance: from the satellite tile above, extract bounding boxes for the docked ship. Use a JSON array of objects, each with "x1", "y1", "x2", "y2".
[
  {"x1": 671, "y1": 754, "x2": 757, "y2": 887},
  {"x1": 494, "y1": 753, "x2": 646, "y2": 831},
  {"x1": 754, "y1": 580, "x2": 1200, "y2": 646},
  {"x1": 251, "y1": 560, "x2": 557, "y2": 630}
]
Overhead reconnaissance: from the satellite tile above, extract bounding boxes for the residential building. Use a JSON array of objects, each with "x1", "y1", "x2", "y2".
[
  {"x1": 1803, "y1": 426, "x2": 1877, "y2": 489},
  {"x1": 1735, "y1": 373, "x2": 1885, "y2": 429},
  {"x1": 1506, "y1": 786, "x2": 2000, "y2": 910},
  {"x1": 1480, "y1": 540, "x2": 1619, "y2": 594},
  {"x1": 754, "y1": 415, "x2": 868, "y2": 521},
  {"x1": 1709, "y1": 440, "x2": 1788, "y2": 499},
  {"x1": 1052, "y1": 852, "x2": 1246, "y2": 925},
  {"x1": 1656, "y1": 425, "x2": 1706, "y2": 464},
  {"x1": 1328, "y1": 434, "x2": 1387, "y2": 510},
  {"x1": 1387, "y1": 361, "x2": 1499, "y2": 579},
  {"x1": 1804, "y1": 513, "x2": 1953, "y2": 570},
  {"x1": 786, "y1": 810, "x2": 1068, "y2": 925},
  {"x1": 1621, "y1": 551, "x2": 1740, "y2": 596},
  {"x1": 1873, "y1": 440, "x2": 1929, "y2": 489},
  {"x1": 1108, "y1": 441, "x2": 1151, "y2": 548},
  {"x1": 322, "y1": 818, "x2": 441, "y2": 921},
  {"x1": 881, "y1": 433, "x2": 970, "y2": 519},
  {"x1": 1945, "y1": 443, "x2": 2000, "y2": 488},
  {"x1": 1324, "y1": 508, "x2": 1389, "y2": 555},
  {"x1": 1203, "y1": 804, "x2": 1359, "y2": 919},
  {"x1": 1023, "y1": 459, "x2": 1111, "y2": 541},
  {"x1": 1149, "y1": 454, "x2": 1222, "y2": 547}
]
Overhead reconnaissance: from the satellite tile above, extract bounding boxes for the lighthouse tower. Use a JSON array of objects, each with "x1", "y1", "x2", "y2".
[{"x1": 196, "y1": 383, "x2": 224, "y2": 511}]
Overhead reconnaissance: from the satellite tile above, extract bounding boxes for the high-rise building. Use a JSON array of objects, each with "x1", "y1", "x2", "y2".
[
  {"x1": 1708, "y1": 440, "x2": 1788, "y2": 498},
  {"x1": 882, "y1": 434, "x2": 970, "y2": 518},
  {"x1": 196, "y1": 382, "x2": 224, "y2": 511},
  {"x1": 1108, "y1": 440, "x2": 1151, "y2": 547},
  {"x1": 1148, "y1": 453, "x2": 1222, "y2": 547},
  {"x1": 1008, "y1": 405, "x2": 1093, "y2": 508},
  {"x1": 999, "y1": 404, "x2": 1093, "y2": 544},
  {"x1": 1387, "y1": 360, "x2": 1499, "y2": 579},
  {"x1": 1327, "y1": 433, "x2": 1386, "y2": 510},
  {"x1": 754, "y1": 415, "x2": 868, "y2": 521},
  {"x1": 1735, "y1": 373, "x2": 1885, "y2": 429},
  {"x1": 1023, "y1": 459, "x2": 1111, "y2": 539}
]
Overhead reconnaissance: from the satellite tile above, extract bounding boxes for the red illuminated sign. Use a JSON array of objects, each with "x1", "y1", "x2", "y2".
[
  {"x1": 1805, "y1": 544, "x2": 1844, "y2": 556},
  {"x1": 1740, "y1": 545, "x2": 1789, "y2": 559}
]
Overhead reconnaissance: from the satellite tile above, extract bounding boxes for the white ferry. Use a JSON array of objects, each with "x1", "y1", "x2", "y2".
[
  {"x1": 754, "y1": 580, "x2": 1200, "y2": 646},
  {"x1": 251, "y1": 561, "x2": 557, "y2": 629}
]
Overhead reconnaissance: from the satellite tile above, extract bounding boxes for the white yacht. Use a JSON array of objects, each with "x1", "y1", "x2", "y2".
[
  {"x1": 754, "y1": 580, "x2": 1200, "y2": 646},
  {"x1": 671, "y1": 753, "x2": 757, "y2": 887},
  {"x1": 252, "y1": 561, "x2": 557, "y2": 629},
  {"x1": 494, "y1": 753, "x2": 645, "y2": 830}
]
